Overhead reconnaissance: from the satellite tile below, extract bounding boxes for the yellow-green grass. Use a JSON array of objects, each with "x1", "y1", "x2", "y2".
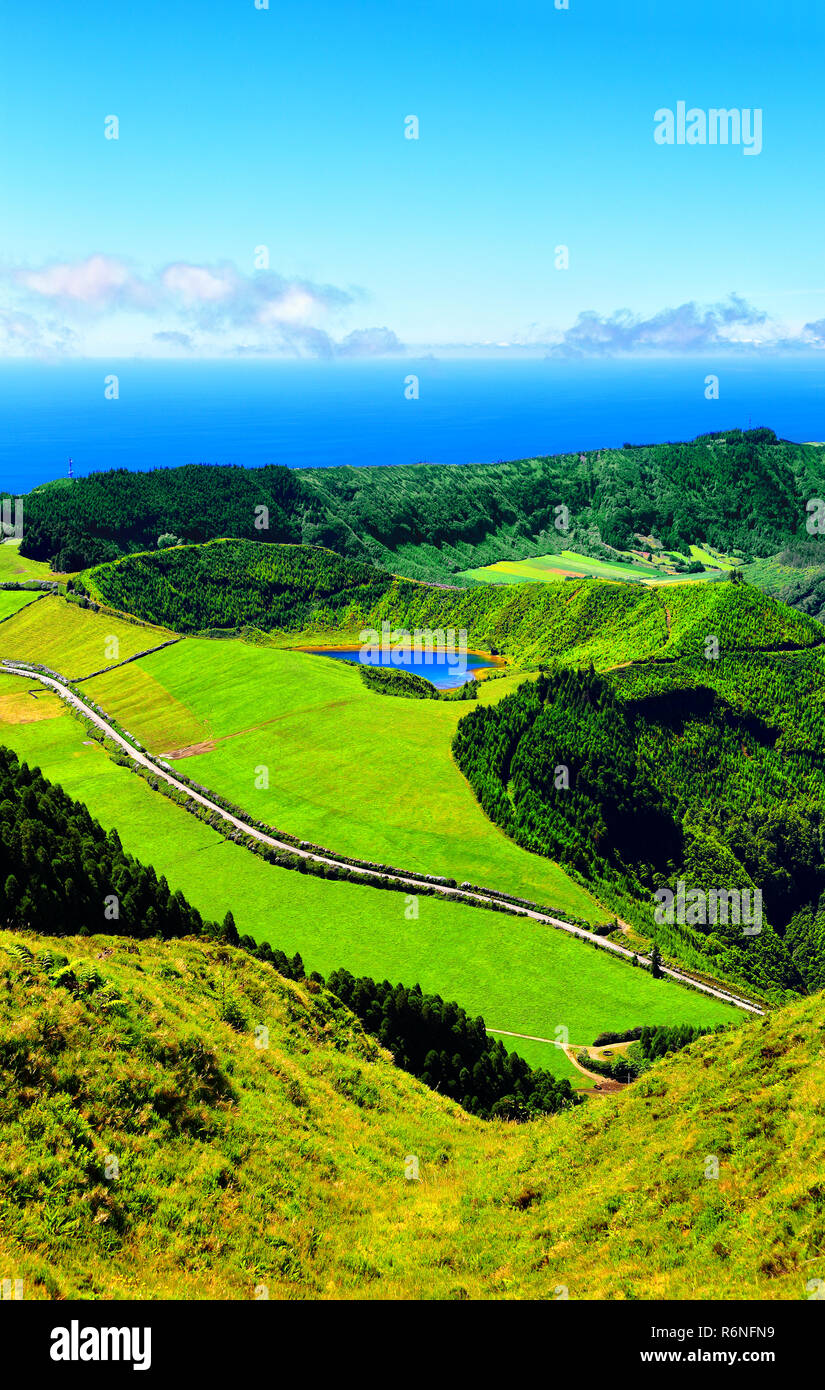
[
  {"x1": 0, "y1": 539, "x2": 57, "y2": 583},
  {"x1": 0, "y1": 930, "x2": 819, "y2": 1300},
  {"x1": 0, "y1": 590, "x2": 42, "y2": 621},
  {"x1": 86, "y1": 639, "x2": 601, "y2": 920},
  {"x1": 0, "y1": 685, "x2": 739, "y2": 1080},
  {"x1": 689, "y1": 544, "x2": 740, "y2": 570},
  {"x1": 461, "y1": 548, "x2": 727, "y2": 587},
  {"x1": 0, "y1": 594, "x2": 174, "y2": 679}
]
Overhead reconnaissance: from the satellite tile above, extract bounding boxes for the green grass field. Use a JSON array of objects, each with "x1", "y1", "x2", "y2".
[
  {"x1": 85, "y1": 638, "x2": 601, "y2": 918},
  {"x1": 0, "y1": 679, "x2": 739, "y2": 1079},
  {"x1": 461, "y1": 548, "x2": 724, "y2": 586},
  {"x1": 0, "y1": 590, "x2": 42, "y2": 621},
  {"x1": 0, "y1": 595, "x2": 174, "y2": 678},
  {"x1": 0, "y1": 539, "x2": 56, "y2": 583}
]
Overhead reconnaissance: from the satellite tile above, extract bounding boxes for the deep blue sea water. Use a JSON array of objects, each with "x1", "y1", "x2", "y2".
[{"x1": 1, "y1": 357, "x2": 824, "y2": 493}]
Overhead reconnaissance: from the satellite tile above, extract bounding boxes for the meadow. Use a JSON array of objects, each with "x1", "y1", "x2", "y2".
[
  {"x1": 0, "y1": 594, "x2": 174, "y2": 678},
  {"x1": 0, "y1": 590, "x2": 41, "y2": 621},
  {"x1": 0, "y1": 538, "x2": 57, "y2": 583},
  {"x1": 85, "y1": 638, "x2": 602, "y2": 918},
  {"x1": 0, "y1": 676, "x2": 738, "y2": 1079},
  {"x1": 460, "y1": 548, "x2": 725, "y2": 586}
]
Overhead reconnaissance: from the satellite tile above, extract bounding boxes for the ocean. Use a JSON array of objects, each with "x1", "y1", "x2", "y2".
[{"x1": 1, "y1": 357, "x2": 824, "y2": 493}]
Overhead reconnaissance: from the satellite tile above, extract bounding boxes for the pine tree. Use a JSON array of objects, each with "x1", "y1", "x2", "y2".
[{"x1": 221, "y1": 910, "x2": 239, "y2": 946}]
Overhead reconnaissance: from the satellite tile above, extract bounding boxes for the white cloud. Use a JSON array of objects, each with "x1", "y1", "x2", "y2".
[
  {"x1": 160, "y1": 263, "x2": 233, "y2": 304},
  {"x1": 16, "y1": 254, "x2": 144, "y2": 309}
]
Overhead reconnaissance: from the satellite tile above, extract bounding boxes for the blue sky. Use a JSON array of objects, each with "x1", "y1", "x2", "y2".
[{"x1": 1, "y1": 0, "x2": 823, "y2": 357}]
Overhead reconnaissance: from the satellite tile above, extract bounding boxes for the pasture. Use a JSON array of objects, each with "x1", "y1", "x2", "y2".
[
  {"x1": 86, "y1": 638, "x2": 600, "y2": 919},
  {"x1": 0, "y1": 595, "x2": 174, "y2": 679},
  {"x1": 0, "y1": 679, "x2": 739, "y2": 1079},
  {"x1": 0, "y1": 590, "x2": 41, "y2": 621},
  {"x1": 461, "y1": 548, "x2": 723, "y2": 586},
  {"x1": 0, "y1": 539, "x2": 56, "y2": 583}
]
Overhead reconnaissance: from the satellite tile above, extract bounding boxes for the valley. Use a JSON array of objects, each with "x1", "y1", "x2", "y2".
[{"x1": 3, "y1": 427, "x2": 825, "y2": 1305}]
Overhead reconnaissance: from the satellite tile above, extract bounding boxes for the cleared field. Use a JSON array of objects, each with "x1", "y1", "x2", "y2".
[
  {"x1": 461, "y1": 548, "x2": 722, "y2": 587},
  {"x1": 0, "y1": 682, "x2": 740, "y2": 1079},
  {"x1": 86, "y1": 639, "x2": 600, "y2": 919},
  {"x1": 0, "y1": 595, "x2": 174, "y2": 679},
  {"x1": 0, "y1": 540, "x2": 56, "y2": 583},
  {"x1": 0, "y1": 678, "x2": 64, "y2": 726},
  {"x1": 689, "y1": 544, "x2": 740, "y2": 570},
  {"x1": 0, "y1": 590, "x2": 41, "y2": 621}
]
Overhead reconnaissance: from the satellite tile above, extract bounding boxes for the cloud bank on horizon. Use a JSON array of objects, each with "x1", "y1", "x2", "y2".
[
  {"x1": 0, "y1": 254, "x2": 404, "y2": 359},
  {"x1": 2, "y1": 255, "x2": 824, "y2": 360}
]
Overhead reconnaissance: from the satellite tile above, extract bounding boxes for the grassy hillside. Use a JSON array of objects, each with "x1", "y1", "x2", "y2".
[
  {"x1": 0, "y1": 594, "x2": 174, "y2": 679},
  {"x1": 19, "y1": 427, "x2": 825, "y2": 589},
  {"x1": 86, "y1": 537, "x2": 822, "y2": 669},
  {"x1": 0, "y1": 928, "x2": 821, "y2": 1300}
]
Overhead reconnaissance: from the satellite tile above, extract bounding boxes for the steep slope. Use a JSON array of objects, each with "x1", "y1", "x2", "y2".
[
  {"x1": 454, "y1": 660, "x2": 825, "y2": 997},
  {"x1": 0, "y1": 930, "x2": 822, "y2": 1300},
  {"x1": 84, "y1": 538, "x2": 823, "y2": 669},
  {"x1": 20, "y1": 427, "x2": 825, "y2": 586}
]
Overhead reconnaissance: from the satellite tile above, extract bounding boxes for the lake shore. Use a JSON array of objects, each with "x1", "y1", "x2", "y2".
[{"x1": 291, "y1": 643, "x2": 508, "y2": 689}]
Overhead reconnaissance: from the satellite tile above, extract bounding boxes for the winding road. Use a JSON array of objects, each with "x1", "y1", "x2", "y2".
[{"x1": 2, "y1": 658, "x2": 765, "y2": 1018}]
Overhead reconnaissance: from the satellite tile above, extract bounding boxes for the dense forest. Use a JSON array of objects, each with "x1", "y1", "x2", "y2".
[
  {"x1": 20, "y1": 428, "x2": 825, "y2": 588},
  {"x1": 0, "y1": 746, "x2": 570, "y2": 1121},
  {"x1": 453, "y1": 657, "x2": 825, "y2": 999},
  {"x1": 20, "y1": 465, "x2": 307, "y2": 573},
  {"x1": 85, "y1": 540, "x2": 397, "y2": 634},
  {"x1": 0, "y1": 746, "x2": 214, "y2": 941}
]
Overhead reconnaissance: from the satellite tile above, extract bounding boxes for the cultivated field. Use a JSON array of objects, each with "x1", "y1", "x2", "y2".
[
  {"x1": 0, "y1": 595, "x2": 174, "y2": 679},
  {"x1": 460, "y1": 548, "x2": 725, "y2": 586}
]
